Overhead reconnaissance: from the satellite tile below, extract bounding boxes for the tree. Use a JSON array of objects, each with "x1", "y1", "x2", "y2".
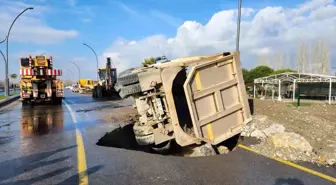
[
  {"x1": 10, "y1": 73, "x2": 17, "y2": 84},
  {"x1": 295, "y1": 42, "x2": 307, "y2": 73},
  {"x1": 9, "y1": 73, "x2": 18, "y2": 90},
  {"x1": 248, "y1": 66, "x2": 274, "y2": 81},
  {"x1": 10, "y1": 73, "x2": 17, "y2": 80},
  {"x1": 142, "y1": 57, "x2": 156, "y2": 66},
  {"x1": 242, "y1": 68, "x2": 251, "y2": 83},
  {"x1": 271, "y1": 68, "x2": 296, "y2": 75}
]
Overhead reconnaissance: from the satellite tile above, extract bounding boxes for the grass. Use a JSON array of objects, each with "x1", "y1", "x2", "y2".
[{"x1": 0, "y1": 92, "x2": 20, "y2": 100}]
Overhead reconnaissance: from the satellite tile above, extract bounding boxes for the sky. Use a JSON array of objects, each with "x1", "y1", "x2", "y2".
[{"x1": 0, "y1": 0, "x2": 335, "y2": 80}]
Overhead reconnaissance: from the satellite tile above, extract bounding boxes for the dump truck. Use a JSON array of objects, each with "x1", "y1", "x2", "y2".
[
  {"x1": 92, "y1": 57, "x2": 118, "y2": 98},
  {"x1": 78, "y1": 79, "x2": 94, "y2": 93},
  {"x1": 19, "y1": 55, "x2": 64, "y2": 105},
  {"x1": 116, "y1": 52, "x2": 252, "y2": 151}
]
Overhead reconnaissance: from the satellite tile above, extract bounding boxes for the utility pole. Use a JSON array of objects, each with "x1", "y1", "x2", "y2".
[
  {"x1": 236, "y1": 0, "x2": 242, "y2": 52},
  {"x1": 4, "y1": 7, "x2": 34, "y2": 96}
]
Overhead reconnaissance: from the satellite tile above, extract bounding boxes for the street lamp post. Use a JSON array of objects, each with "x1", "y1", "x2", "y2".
[
  {"x1": 66, "y1": 69, "x2": 74, "y2": 81},
  {"x1": 4, "y1": 7, "x2": 34, "y2": 96},
  {"x1": 0, "y1": 36, "x2": 6, "y2": 44},
  {"x1": 40, "y1": 53, "x2": 46, "y2": 56},
  {"x1": 71, "y1": 62, "x2": 80, "y2": 82},
  {"x1": 236, "y1": 0, "x2": 242, "y2": 52},
  {"x1": 0, "y1": 51, "x2": 5, "y2": 65},
  {"x1": 83, "y1": 43, "x2": 99, "y2": 81}
]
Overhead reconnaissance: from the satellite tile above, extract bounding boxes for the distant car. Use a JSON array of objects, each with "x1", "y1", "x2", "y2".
[
  {"x1": 72, "y1": 87, "x2": 79, "y2": 93},
  {"x1": 65, "y1": 86, "x2": 72, "y2": 90},
  {"x1": 71, "y1": 84, "x2": 79, "y2": 93}
]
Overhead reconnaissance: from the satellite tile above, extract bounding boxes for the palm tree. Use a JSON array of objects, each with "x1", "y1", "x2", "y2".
[
  {"x1": 142, "y1": 57, "x2": 156, "y2": 66},
  {"x1": 10, "y1": 73, "x2": 17, "y2": 90}
]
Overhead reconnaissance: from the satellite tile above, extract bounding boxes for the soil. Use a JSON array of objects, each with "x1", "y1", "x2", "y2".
[
  {"x1": 245, "y1": 99, "x2": 336, "y2": 166},
  {"x1": 103, "y1": 106, "x2": 138, "y2": 123}
]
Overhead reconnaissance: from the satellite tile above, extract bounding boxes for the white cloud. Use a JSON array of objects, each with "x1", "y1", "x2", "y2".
[
  {"x1": 0, "y1": 1, "x2": 79, "y2": 45},
  {"x1": 103, "y1": 0, "x2": 336, "y2": 73}
]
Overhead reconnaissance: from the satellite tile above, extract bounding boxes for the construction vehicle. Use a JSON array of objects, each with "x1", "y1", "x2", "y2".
[
  {"x1": 92, "y1": 57, "x2": 118, "y2": 98},
  {"x1": 78, "y1": 79, "x2": 94, "y2": 93},
  {"x1": 19, "y1": 55, "x2": 64, "y2": 105},
  {"x1": 116, "y1": 52, "x2": 252, "y2": 151}
]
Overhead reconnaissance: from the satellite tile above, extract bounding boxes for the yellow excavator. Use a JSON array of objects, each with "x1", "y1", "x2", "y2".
[{"x1": 92, "y1": 57, "x2": 118, "y2": 98}]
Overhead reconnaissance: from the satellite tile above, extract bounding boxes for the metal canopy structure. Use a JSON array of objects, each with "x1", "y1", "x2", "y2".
[{"x1": 253, "y1": 72, "x2": 336, "y2": 104}]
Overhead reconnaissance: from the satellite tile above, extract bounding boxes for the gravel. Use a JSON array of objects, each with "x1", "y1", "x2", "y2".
[{"x1": 243, "y1": 99, "x2": 336, "y2": 166}]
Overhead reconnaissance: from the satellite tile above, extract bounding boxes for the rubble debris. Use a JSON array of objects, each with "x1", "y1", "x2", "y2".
[
  {"x1": 184, "y1": 143, "x2": 217, "y2": 157},
  {"x1": 242, "y1": 99, "x2": 336, "y2": 166},
  {"x1": 270, "y1": 132, "x2": 313, "y2": 152}
]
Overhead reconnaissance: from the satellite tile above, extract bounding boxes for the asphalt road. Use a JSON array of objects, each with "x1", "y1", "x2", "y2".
[{"x1": 0, "y1": 90, "x2": 335, "y2": 185}]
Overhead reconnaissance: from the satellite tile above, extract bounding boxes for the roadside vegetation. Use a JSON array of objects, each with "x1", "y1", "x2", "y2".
[{"x1": 0, "y1": 92, "x2": 19, "y2": 100}]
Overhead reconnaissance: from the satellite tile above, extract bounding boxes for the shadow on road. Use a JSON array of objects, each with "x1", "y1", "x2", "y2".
[
  {"x1": 96, "y1": 124, "x2": 152, "y2": 153},
  {"x1": 274, "y1": 178, "x2": 305, "y2": 185},
  {"x1": 0, "y1": 166, "x2": 72, "y2": 185},
  {"x1": 0, "y1": 145, "x2": 76, "y2": 183},
  {"x1": 57, "y1": 165, "x2": 104, "y2": 185}
]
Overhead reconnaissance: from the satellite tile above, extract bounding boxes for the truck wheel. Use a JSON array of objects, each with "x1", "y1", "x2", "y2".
[
  {"x1": 22, "y1": 100, "x2": 28, "y2": 106},
  {"x1": 117, "y1": 73, "x2": 139, "y2": 86},
  {"x1": 92, "y1": 87, "x2": 97, "y2": 98},
  {"x1": 135, "y1": 134, "x2": 155, "y2": 145},
  {"x1": 152, "y1": 141, "x2": 171, "y2": 153},
  {"x1": 57, "y1": 98, "x2": 63, "y2": 105},
  {"x1": 119, "y1": 83, "x2": 141, "y2": 98}
]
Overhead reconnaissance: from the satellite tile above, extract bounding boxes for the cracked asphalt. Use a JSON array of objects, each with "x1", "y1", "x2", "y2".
[{"x1": 0, "y1": 90, "x2": 335, "y2": 185}]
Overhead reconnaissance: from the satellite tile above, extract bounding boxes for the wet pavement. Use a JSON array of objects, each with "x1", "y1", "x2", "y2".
[{"x1": 0, "y1": 90, "x2": 335, "y2": 185}]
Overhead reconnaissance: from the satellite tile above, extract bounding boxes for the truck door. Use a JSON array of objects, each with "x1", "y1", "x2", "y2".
[{"x1": 183, "y1": 53, "x2": 251, "y2": 145}]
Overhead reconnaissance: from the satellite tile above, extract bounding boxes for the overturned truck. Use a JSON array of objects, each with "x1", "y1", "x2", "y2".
[{"x1": 116, "y1": 52, "x2": 252, "y2": 151}]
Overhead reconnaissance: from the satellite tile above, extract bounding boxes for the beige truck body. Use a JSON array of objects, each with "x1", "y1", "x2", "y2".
[{"x1": 117, "y1": 52, "x2": 252, "y2": 148}]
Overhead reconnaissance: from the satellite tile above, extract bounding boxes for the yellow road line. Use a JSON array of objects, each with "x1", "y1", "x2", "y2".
[
  {"x1": 238, "y1": 144, "x2": 336, "y2": 183},
  {"x1": 76, "y1": 129, "x2": 88, "y2": 185},
  {"x1": 64, "y1": 100, "x2": 89, "y2": 185}
]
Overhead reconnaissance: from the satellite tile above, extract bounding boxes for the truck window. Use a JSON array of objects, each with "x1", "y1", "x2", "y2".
[{"x1": 20, "y1": 58, "x2": 30, "y2": 67}]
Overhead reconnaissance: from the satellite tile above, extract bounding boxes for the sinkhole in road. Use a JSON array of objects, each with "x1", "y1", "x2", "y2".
[{"x1": 96, "y1": 124, "x2": 242, "y2": 157}]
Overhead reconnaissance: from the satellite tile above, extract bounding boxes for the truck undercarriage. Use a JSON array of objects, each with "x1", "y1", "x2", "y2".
[{"x1": 116, "y1": 52, "x2": 252, "y2": 151}]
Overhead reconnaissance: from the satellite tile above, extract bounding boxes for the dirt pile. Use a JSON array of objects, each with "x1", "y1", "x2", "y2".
[{"x1": 243, "y1": 99, "x2": 336, "y2": 166}]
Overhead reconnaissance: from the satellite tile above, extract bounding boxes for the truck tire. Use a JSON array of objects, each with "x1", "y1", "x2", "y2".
[
  {"x1": 92, "y1": 87, "x2": 97, "y2": 98},
  {"x1": 57, "y1": 98, "x2": 62, "y2": 105},
  {"x1": 117, "y1": 73, "x2": 139, "y2": 86},
  {"x1": 135, "y1": 134, "x2": 155, "y2": 145},
  {"x1": 119, "y1": 83, "x2": 141, "y2": 98},
  {"x1": 22, "y1": 100, "x2": 29, "y2": 106},
  {"x1": 152, "y1": 141, "x2": 171, "y2": 153}
]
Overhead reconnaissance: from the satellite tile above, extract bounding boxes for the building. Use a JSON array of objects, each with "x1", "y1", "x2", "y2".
[{"x1": 253, "y1": 72, "x2": 336, "y2": 104}]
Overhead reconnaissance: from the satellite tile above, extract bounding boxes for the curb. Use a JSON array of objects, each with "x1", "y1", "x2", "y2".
[{"x1": 0, "y1": 95, "x2": 20, "y2": 108}]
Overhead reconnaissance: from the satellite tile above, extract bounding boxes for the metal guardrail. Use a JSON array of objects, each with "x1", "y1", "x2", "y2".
[{"x1": 0, "y1": 94, "x2": 20, "y2": 108}]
